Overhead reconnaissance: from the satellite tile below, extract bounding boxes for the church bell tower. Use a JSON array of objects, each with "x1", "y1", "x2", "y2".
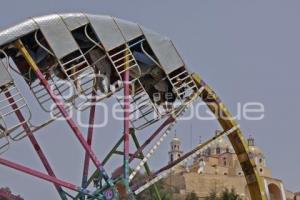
[{"x1": 168, "y1": 133, "x2": 183, "y2": 164}]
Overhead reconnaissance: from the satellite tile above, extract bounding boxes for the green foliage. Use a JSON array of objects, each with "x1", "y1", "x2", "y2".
[
  {"x1": 205, "y1": 191, "x2": 218, "y2": 200},
  {"x1": 186, "y1": 192, "x2": 199, "y2": 200},
  {"x1": 205, "y1": 188, "x2": 242, "y2": 200},
  {"x1": 135, "y1": 179, "x2": 173, "y2": 200},
  {"x1": 134, "y1": 170, "x2": 173, "y2": 200},
  {"x1": 219, "y1": 188, "x2": 242, "y2": 200}
]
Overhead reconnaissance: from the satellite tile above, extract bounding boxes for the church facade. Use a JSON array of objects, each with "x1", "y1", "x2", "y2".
[{"x1": 165, "y1": 131, "x2": 299, "y2": 200}]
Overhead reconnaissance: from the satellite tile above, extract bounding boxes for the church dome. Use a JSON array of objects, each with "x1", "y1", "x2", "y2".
[
  {"x1": 171, "y1": 134, "x2": 181, "y2": 144},
  {"x1": 248, "y1": 145, "x2": 264, "y2": 156},
  {"x1": 247, "y1": 136, "x2": 264, "y2": 157},
  {"x1": 207, "y1": 130, "x2": 234, "y2": 155},
  {"x1": 172, "y1": 137, "x2": 180, "y2": 142},
  {"x1": 201, "y1": 130, "x2": 235, "y2": 156}
]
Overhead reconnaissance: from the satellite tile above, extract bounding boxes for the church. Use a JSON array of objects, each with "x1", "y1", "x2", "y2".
[{"x1": 164, "y1": 130, "x2": 300, "y2": 200}]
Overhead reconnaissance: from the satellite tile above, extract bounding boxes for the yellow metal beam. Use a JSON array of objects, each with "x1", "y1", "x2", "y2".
[{"x1": 191, "y1": 72, "x2": 267, "y2": 200}]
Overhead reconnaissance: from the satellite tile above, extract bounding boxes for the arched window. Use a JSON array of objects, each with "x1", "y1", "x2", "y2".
[
  {"x1": 170, "y1": 154, "x2": 173, "y2": 162},
  {"x1": 223, "y1": 157, "x2": 227, "y2": 166},
  {"x1": 216, "y1": 146, "x2": 221, "y2": 154},
  {"x1": 268, "y1": 184, "x2": 282, "y2": 200},
  {"x1": 206, "y1": 147, "x2": 211, "y2": 156},
  {"x1": 260, "y1": 168, "x2": 263, "y2": 173},
  {"x1": 226, "y1": 147, "x2": 230, "y2": 153}
]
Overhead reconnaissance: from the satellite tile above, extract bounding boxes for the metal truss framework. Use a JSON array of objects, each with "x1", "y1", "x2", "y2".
[{"x1": 0, "y1": 14, "x2": 267, "y2": 200}]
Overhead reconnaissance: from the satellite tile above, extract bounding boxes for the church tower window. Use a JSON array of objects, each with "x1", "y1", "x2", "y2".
[
  {"x1": 260, "y1": 168, "x2": 263, "y2": 173},
  {"x1": 223, "y1": 157, "x2": 227, "y2": 166},
  {"x1": 206, "y1": 147, "x2": 211, "y2": 156},
  {"x1": 216, "y1": 146, "x2": 221, "y2": 154},
  {"x1": 226, "y1": 147, "x2": 230, "y2": 153}
]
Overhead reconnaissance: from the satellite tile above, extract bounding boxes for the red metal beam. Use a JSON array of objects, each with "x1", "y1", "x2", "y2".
[
  {"x1": 0, "y1": 157, "x2": 89, "y2": 194},
  {"x1": 123, "y1": 57, "x2": 130, "y2": 181},
  {"x1": 4, "y1": 91, "x2": 67, "y2": 200},
  {"x1": 15, "y1": 40, "x2": 114, "y2": 187},
  {"x1": 82, "y1": 92, "x2": 96, "y2": 189}
]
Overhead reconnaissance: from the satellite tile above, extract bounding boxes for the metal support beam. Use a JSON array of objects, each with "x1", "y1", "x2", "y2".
[
  {"x1": 84, "y1": 115, "x2": 174, "y2": 193},
  {"x1": 131, "y1": 127, "x2": 238, "y2": 193},
  {"x1": 113, "y1": 151, "x2": 142, "y2": 159},
  {"x1": 129, "y1": 116, "x2": 175, "y2": 162},
  {"x1": 123, "y1": 49, "x2": 130, "y2": 191},
  {"x1": 131, "y1": 130, "x2": 161, "y2": 200},
  {"x1": 15, "y1": 39, "x2": 115, "y2": 191},
  {"x1": 82, "y1": 92, "x2": 97, "y2": 189},
  {"x1": 85, "y1": 136, "x2": 124, "y2": 193},
  {"x1": 4, "y1": 90, "x2": 67, "y2": 200},
  {"x1": 191, "y1": 73, "x2": 267, "y2": 200},
  {"x1": 80, "y1": 92, "x2": 97, "y2": 200},
  {"x1": 79, "y1": 113, "x2": 173, "y2": 199},
  {"x1": 0, "y1": 157, "x2": 93, "y2": 195}
]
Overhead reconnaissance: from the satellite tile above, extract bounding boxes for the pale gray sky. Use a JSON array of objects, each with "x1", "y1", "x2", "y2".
[{"x1": 0, "y1": 0, "x2": 299, "y2": 199}]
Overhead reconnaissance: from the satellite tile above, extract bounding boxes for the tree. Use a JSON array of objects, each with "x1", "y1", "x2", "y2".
[
  {"x1": 134, "y1": 171, "x2": 172, "y2": 200},
  {"x1": 186, "y1": 192, "x2": 199, "y2": 200},
  {"x1": 205, "y1": 191, "x2": 218, "y2": 200},
  {"x1": 205, "y1": 188, "x2": 242, "y2": 200},
  {"x1": 219, "y1": 188, "x2": 242, "y2": 200},
  {"x1": 0, "y1": 187, "x2": 24, "y2": 200},
  {"x1": 135, "y1": 179, "x2": 174, "y2": 200}
]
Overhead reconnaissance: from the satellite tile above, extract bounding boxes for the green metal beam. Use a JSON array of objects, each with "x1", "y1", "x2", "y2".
[
  {"x1": 74, "y1": 136, "x2": 124, "y2": 199},
  {"x1": 113, "y1": 151, "x2": 143, "y2": 160},
  {"x1": 88, "y1": 136, "x2": 124, "y2": 186},
  {"x1": 77, "y1": 128, "x2": 162, "y2": 200}
]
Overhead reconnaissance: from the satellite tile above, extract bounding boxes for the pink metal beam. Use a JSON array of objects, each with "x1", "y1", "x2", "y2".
[
  {"x1": 82, "y1": 92, "x2": 96, "y2": 188},
  {"x1": 35, "y1": 66, "x2": 112, "y2": 186},
  {"x1": 0, "y1": 157, "x2": 90, "y2": 194},
  {"x1": 4, "y1": 91, "x2": 67, "y2": 199},
  {"x1": 129, "y1": 116, "x2": 175, "y2": 163},
  {"x1": 16, "y1": 40, "x2": 114, "y2": 187},
  {"x1": 123, "y1": 62, "x2": 130, "y2": 181}
]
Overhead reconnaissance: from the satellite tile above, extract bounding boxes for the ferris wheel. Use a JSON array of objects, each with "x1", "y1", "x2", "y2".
[{"x1": 0, "y1": 13, "x2": 267, "y2": 200}]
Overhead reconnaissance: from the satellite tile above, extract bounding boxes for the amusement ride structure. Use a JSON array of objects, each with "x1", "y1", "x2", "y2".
[{"x1": 0, "y1": 13, "x2": 267, "y2": 200}]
